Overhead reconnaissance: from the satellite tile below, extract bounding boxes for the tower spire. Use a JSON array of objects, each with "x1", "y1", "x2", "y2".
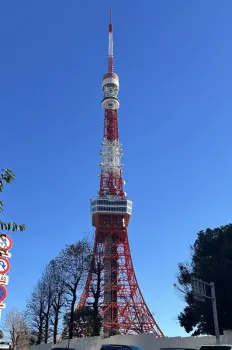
[{"x1": 108, "y1": 9, "x2": 114, "y2": 73}]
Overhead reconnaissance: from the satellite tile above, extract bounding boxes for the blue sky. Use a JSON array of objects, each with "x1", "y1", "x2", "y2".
[{"x1": 1, "y1": 0, "x2": 232, "y2": 337}]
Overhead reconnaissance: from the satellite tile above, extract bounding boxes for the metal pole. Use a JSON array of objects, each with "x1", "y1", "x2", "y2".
[{"x1": 210, "y1": 282, "x2": 220, "y2": 345}]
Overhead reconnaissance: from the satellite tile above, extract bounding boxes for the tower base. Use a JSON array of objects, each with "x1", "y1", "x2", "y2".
[{"x1": 77, "y1": 214, "x2": 163, "y2": 337}]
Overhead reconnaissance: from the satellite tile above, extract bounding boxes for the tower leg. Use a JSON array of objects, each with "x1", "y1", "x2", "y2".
[{"x1": 103, "y1": 234, "x2": 118, "y2": 335}]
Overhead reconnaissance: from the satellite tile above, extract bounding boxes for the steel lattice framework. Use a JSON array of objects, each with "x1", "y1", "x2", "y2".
[{"x1": 77, "y1": 12, "x2": 164, "y2": 337}]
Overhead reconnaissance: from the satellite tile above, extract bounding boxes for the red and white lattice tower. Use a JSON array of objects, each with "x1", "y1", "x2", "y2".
[{"x1": 78, "y1": 13, "x2": 164, "y2": 336}]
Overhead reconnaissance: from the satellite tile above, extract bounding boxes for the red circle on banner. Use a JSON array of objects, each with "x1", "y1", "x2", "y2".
[
  {"x1": 0, "y1": 258, "x2": 10, "y2": 274},
  {"x1": 0, "y1": 235, "x2": 12, "y2": 251},
  {"x1": 0, "y1": 285, "x2": 7, "y2": 303}
]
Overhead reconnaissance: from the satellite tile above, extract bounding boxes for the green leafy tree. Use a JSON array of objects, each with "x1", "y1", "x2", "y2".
[
  {"x1": 0, "y1": 169, "x2": 25, "y2": 233},
  {"x1": 175, "y1": 224, "x2": 232, "y2": 335},
  {"x1": 109, "y1": 329, "x2": 121, "y2": 336}
]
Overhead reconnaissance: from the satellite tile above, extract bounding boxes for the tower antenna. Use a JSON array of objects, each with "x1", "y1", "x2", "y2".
[
  {"x1": 110, "y1": 8, "x2": 112, "y2": 24},
  {"x1": 108, "y1": 9, "x2": 113, "y2": 73}
]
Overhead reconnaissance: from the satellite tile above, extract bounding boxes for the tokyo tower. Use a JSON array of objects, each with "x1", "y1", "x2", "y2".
[{"x1": 78, "y1": 13, "x2": 164, "y2": 337}]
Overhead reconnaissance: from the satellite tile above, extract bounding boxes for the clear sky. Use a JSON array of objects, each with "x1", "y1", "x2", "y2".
[{"x1": 1, "y1": 0, "x2": 232, "y2": 338}]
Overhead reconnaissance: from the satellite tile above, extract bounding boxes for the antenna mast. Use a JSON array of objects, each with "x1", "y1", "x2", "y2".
[{"x1": 108, "y1": 9, "x2": 114, "y2": 73}]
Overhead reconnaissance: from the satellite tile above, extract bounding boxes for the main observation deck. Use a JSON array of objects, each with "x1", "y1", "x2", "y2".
[{"x1": 90, "y1": 198, "x2": 132, "y2": 226}]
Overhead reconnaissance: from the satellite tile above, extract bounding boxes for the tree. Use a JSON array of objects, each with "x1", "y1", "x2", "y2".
[
  {"x1": 58, "y1": 239, "x2": 91, "y2": 339},
  {"x1": 5, "y1": 309, "x2": 30, "y2": 350},
  {"x1": 175, "y1": 224, "x2": 232, "y2": 335},
  {"x1": 64, "y1": 244, "x2": 104, "y2": 338},
  {"x1": 26, "y1": 280, "x2": 46, "y2": 344},
  {"x1": 26, "y1": 238, "x2": 92, "y2": 343},
  {"x1": 109, "y1": 329, "x2": 121, "y2": 336},
  {"x1": 26, "y1": 262, "x2": 67, "y2": 344},
  {"x1": 0, "y1": 169, "x2": 25, "y2": 233},
  {"x1": 26, "y1": 267, "x2": 61, "y2": 344},
  {"x1": 48, "y1": 259, "x2": 67, "y2": 344},
  {"x1": 40, "y1": 269, "x2": 53, "y2": 343}
]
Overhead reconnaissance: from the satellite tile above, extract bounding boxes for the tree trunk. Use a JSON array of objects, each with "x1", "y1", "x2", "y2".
[
  {"x1": 69, "y1": 292, "x2": 77, "y2": 339},
  {"x1": 53, "y1": 311, "x2": 59, "y2": 344},
  {"x1": 44, "y1": 313, "x2": 49, "y2": 343},
  {"x1": 37, "y1": 321, "x2": 43, "y2": 345},
  {"x1": 11, "y1": 327, "x2": 16, "y2": 350},
  {"x1": 37, "y1": 303, "x2": 44, "y2": 344}
]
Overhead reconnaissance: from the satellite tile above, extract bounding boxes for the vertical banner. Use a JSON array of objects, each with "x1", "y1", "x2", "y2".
[{"x1": 0, "y1": 235, "x2": 13, "y2": 311}]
